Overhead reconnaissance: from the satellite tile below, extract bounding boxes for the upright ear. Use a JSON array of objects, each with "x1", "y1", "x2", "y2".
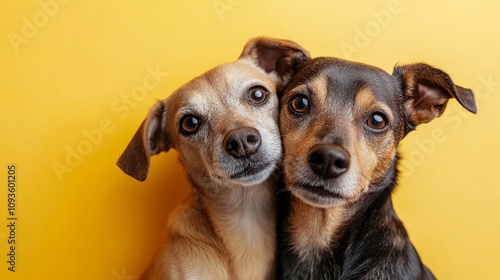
[
  {"x1": 117, "y1": 101, "x2": 170, "y2": 181},
  {"x1": 393, "y1": 63, "x2": 477, "y2": 131},
  {"x1": 239, "y1": 37, "x2": 310, "y2": 92}
]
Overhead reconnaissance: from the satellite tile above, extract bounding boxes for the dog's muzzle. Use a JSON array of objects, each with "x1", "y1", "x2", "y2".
[
  {"x1": 307, "y1": 144, "x2": 350, "y2": 179},
  {"x1": 224, "y1": 127, "x2": 261, "y2": 159},
  {"x1": 221, "y1": 127, "x2": 277, "y2": 186}
]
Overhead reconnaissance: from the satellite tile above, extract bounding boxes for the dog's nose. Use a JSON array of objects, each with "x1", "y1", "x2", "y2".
[
  {"x1": 224, "y1": 127, "x2": 261, "y2": 158},
  {"x1": 307, "y1": 144, "x2": 350, "y2": 179}
]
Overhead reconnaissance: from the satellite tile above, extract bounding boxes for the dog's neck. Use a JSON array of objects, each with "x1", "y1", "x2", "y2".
[
  {"x1": 192, "y1": 177, "x2": 277, "y2": 280},
  {"x1": 286, "y1": 196, "x2": 347, "y2": 256},
  {"x1": 199, "y1": 178, "x2": 277, "y2": 232},
  {"x1": 284, "y1": 160, "x2": 398, "y2": 260}
]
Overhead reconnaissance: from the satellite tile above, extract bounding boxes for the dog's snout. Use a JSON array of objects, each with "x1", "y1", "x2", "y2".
[
  {"x1": 224, "y1": 127, "x2": 261, "y2": 158},
  {"x1": 307, "y1": 144, "x2": 350, "y2": 179}
]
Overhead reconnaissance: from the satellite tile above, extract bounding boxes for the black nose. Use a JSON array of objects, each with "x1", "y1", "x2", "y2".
[
  {"x1": 307, "y1": 144, "x2": 350, "y2": 179},
  {"x1": 224, "y1": 127, "x2": 261, "y2": 158}
]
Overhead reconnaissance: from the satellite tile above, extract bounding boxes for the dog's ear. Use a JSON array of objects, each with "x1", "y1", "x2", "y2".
[
  {"x1": 117, "y1": 101, "x2": 170, "y2": 181},
  {"x1": 239, "y1": 37, "x2": 310, "y2": 92},
  {"x1": 393, "y1": 63, "x2": 477, "y2": 130}
]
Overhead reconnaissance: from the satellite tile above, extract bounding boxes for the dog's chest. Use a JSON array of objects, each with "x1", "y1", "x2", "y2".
[
  {"x1": 210, "y1": 186, "x2": 276, "y2": 280},
  {"x1": 277, "y1": 196, "x2": 348, "y2": 280},
  {"x1": 227, "y1": 210, "x2": 275, "y2": 279},
  {"x1": 279, "y1": 245, "x2": 342, "y2": 280}
]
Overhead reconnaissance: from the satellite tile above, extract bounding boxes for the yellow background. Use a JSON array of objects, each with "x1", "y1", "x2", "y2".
[{"x1": 1, "y1": 0, "x2": 499, "y2": 279}]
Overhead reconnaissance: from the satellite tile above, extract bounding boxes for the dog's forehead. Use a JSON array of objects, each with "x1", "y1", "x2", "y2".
[
  {"x1": 288, "y1": 57, "x2": 398, "y2": 106},
  {"x1": 214, "y1": 60, "x2": 277, "y2": 91},
  {"x1": 171, "y1": 60, "x2": 276, "y2": 116}
]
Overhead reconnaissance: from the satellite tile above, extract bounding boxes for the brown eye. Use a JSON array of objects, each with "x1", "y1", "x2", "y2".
[
  {"x1": 180, "y1": 115, "x2": 201, "y2": 135},
  {"x1": 290, "y1": 95, "x2": 310, "y2": 114},
  {"x1": 248, "y1": 86, "x2": 269, "y2": 104},
  {"x1": 366, "y1": 112, "x2": 388, "y2": 131}
]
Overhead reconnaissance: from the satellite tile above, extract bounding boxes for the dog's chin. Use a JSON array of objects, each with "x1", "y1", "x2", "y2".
[
  {"x1": 210, "y1": 161, "x2": 276, "y2": 187},
  {"x1": 289, "y1": 184, "x2": 349, "y2": 208},
  {"x1": 230, "y1": 162, "x2": 276, "y2": 187}
]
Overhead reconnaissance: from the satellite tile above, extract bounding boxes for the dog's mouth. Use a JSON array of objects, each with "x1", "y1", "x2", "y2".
[
  {"x1": 298, "y1": 184, "x2": 344, "y2": 199},
  {"x1": 289, "y1": 183, "x2": 347, "y2": 207},
  {"x1": 230, "y1": 161, "x2": 273, "y2": 180}
]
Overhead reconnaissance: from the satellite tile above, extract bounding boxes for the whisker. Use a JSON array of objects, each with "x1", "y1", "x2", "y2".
[
  {"x1": 164, "y1": 160, "x2": 183, "y2": 169},
  {"x1": 276, "y1": 187, "x2": 290, "y2": 195}
]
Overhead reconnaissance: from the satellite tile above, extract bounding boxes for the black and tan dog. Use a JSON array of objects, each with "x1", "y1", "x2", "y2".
[
  {"x1": 117, "y1": 37, "x2": 309, "y2": 280},
  {"x1": 276, "y1": 57, "x2": 477, "y2": 279}
]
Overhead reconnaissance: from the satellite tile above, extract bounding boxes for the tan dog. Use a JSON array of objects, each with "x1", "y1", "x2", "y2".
[{"x1": 117, "y1": 37, "x2": 309, "y2": 280}]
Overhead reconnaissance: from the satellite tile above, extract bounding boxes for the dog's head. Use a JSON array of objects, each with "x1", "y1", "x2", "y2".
[
  {"x1": 117, "y1": 37, "x2": 309, "y2": 189},
  {"x1": 279, "y1": 57, "x2": 476, "y2": 208}
]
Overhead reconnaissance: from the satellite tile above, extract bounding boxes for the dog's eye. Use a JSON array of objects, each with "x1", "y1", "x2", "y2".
[
  {"x1": 366, "y1": 112, "x2": 388, "y2": 131},
  {"x1": 180, "y1": 115, "x2": 201, "y2": 135},
  {"x1": 248, "y1": 86, "x2": 269, "y2": 104},
  {"x1": 290, "y1": 95, "x2": 310, "y2": 114}
]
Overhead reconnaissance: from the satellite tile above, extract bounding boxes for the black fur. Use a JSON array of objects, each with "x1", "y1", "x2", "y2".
[
  {"x1": 276, "y1": 159, "x2": 435, "y2": 280},
  {"x1": 276, "y1": 57, "x2": 476, "y2": 280}
]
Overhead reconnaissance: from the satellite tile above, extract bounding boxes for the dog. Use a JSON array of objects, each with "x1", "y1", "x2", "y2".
[
  {"x1": 276, "y1": 57, "x2": 477, "y2": 279},
  {"x1": 117, "y1": 37, "x2": 309, "y2": 280}
]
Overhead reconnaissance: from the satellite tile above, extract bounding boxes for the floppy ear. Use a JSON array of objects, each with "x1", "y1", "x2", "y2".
[
  {"x1": 239, "y1": 37, "x2": 310, "y2": 92},
  {"x1": 393, "y1": 63, "x2": 477, "y2": 131},
  {"x1": 117, "y1": 101, "x2": 170, "y2": 181}
]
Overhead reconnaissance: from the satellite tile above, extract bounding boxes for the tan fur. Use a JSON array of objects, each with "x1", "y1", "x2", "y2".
[
  {"x1": 352, "y1": 89, "x2": 396, "y2": 188},
  {"x1": 144, "y1": 180, "x2": 277, "y2": 280},
  {"x1": 140, "y1": 63, "x2": 279, "y2": 280},
  {"x1": 311, "y1": 75, "x2": 329, "y2": 103},
  {"x1": 289, "y1": 196, "x2": 346, "y2": 258},
  {"x1": 118, "y1": 37, "x2": 310, "y2": 280}
]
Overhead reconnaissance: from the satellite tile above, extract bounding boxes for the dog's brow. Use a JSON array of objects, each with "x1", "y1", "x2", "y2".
[
  {"x1": 354, "y1": 88, "x2": 394, "y2": 121},
  {"x1": 287, "y1": 84, "x2": 310, "y2": 96},
  {"x1": 355, "y1": 88, "x2": 376, "y2": 106},
  {"x1": 238, "y1": 78, "x2": 273, "y2": 92},
  {"x1": 221, "y1": 62, "x2": 275, "y2": 90},
  {"x1": 174, "y1": 92, "x2": 212, "y2": 121},
  {"x1": 325, "y1": 74, "x2": 368, "y2": 108},
  {"x1": 310, "y1": 75, "x2": 329, "y2": 103}
]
